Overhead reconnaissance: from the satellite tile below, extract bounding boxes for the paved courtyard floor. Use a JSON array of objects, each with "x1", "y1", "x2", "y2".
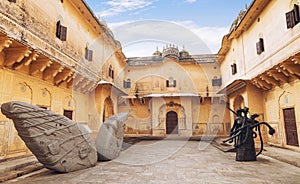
[{"x1": 5, "y1": 139, "x2": 300, "y2": 184}]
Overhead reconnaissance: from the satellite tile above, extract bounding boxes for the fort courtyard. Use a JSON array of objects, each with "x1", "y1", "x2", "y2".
[
  {"x1": 3, "y1": 140, "x2": 300, "y2": 183},
  {"x1": 0, "y1": 0, "x2": 300, "y2": 183}
]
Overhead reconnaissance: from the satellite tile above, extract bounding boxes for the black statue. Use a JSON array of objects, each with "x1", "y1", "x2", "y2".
[{"x1": 223, "y1": 107, "x2": 275, "y2": 161}]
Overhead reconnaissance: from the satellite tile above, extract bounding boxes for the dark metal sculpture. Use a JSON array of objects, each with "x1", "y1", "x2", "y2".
[
  {"x1": 1, "y1": 101, "x2": 97, "y2": 172},
  {"x1": 223, "y1": 107, "x2": 275, "y2": 161},
  {"x1": 95, "y1": 112, "x2": 128, "y2": 161}
]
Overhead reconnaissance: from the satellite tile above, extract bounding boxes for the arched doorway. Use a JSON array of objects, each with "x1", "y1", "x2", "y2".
[
  {"x1": 103, "y1": 97, "x2": 114, "y2": 122},
  {"x1": 166, "y1": 111, "x2": 178, "y2": 134},
  {"x1": 233, "y1": 95, "x2": 245, "y2": 111}
]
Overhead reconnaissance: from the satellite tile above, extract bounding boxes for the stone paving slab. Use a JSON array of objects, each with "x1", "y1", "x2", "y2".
[
  {"x1": 212, "y1": 138, "x2": 300, "y2": 168},
  {"x1": 5, "y1": 140, "x2": 300, "y2": 184},
  {"x1": 263, "y1": 145, "x2": 300, "y2": 168}
]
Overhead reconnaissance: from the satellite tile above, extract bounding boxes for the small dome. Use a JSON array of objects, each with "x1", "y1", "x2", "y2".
[
  {"x1": 153, "y1": 51, "x2": 162, "y2": 56},
  {"x1": 180, "y1": 50, "x2": 190, "y2": 57}
]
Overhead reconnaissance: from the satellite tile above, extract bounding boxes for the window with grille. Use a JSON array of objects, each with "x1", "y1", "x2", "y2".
[{"x1": 212, "y1": 77, "x2": 222, "y2": 86}]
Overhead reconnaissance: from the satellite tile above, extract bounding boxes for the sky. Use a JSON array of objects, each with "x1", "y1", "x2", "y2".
[{"x1": 85, "y1": 0, "x2": 252, "y2": 56}]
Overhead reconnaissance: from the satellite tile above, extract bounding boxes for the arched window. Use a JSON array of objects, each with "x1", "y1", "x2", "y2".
[
  {"x1": 85, "y1": 43, "x2": 93, "y2": 61},
  {"x1": 109, "y1": 65, "x2": 114, "y2": 79}
]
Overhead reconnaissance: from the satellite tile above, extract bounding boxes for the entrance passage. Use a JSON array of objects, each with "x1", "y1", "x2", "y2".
[
  {"x1": 103, "y1": 97, "x2": 114, "y2": 122},
  {"x1": 166, "y1": 111, "x2": 178, "y2": 134},
  {"x1": 283, "y1": 108, "x2": 299, "y2": 146}
]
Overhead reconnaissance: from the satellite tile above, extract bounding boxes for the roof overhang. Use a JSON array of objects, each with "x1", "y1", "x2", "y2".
[
  {"x1": 250, "y1": 52, "x2": 300, "y2": 90},
  {"x1": 143, "y1": 93, "x2": 201, "y2": 98},
  {"x1": 217, "y1": 79, "x2": 248, "y2": 95},
  {"x1": 97, "y1": 80, "x2": 127, "y2": 95}
]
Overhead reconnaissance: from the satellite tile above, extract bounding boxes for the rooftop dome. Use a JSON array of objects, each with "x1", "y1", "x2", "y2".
[
  {"x1": 179, "y1": 46, "x2": 190, "y2": 57},
  {"x1": 153, "y1": 47, "x2": 162, "y2": 56}
]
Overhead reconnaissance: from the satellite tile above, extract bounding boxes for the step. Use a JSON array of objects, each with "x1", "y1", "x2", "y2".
[
  {"x1": 0, "y1": 162, "x2": 44, "y2": 183},
  {"x1": 211, "y1": 139, "x2": 235, "y2": 152}
]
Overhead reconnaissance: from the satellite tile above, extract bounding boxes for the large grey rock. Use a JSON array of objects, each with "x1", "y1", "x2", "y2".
[
  {"x1": 96, "y1": 112, "x2": 128, "y2": 161},
  {"x1": 1, "y1": 101, "x2": 97, "y2": 173}
]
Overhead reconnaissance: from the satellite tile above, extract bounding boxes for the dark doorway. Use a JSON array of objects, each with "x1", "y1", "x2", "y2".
[
  {"x1": 103, "y1": 97, "x2": 114, "y2": 122},
  {"x1": 283, "y1": 108, "x2": 299, "y2": 146},
  {"x1": 166, "y1": 111, "x2": 178, "y2": 134},
  {"x1": 64, "y1": 110, "x2": 73, "y2": 120}
]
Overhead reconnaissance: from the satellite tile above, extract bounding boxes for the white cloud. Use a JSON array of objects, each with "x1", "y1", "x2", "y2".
[
  {"x1": 106, "y1": 20, "x2": 229, "y2": 56},
  {"x1": 174, "y1": 21, "x2": 229, "y2": 53},
  {"x1": 184, "y1": 0, "x2": 197, "y2": 3},
  {"x1": 99, "y1": 0, "x2": 156, "y2": 17}
]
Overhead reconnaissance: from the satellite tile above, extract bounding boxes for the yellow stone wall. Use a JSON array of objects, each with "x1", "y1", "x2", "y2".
[
  {"x1": 124, "y1": 59, "x2": 220, "y2": 96},
  {"x1": 263, "y1": 81, "x2": 300, "y2": 146},
  {"x1": 220, "y1": 0, "x2": 300, "y2": 87},
  {"x1": 0, "y1": 0, "x2": 126, "y2": 158},
  {"x1": 219, "y1": 0, "x2": 300, "y2": 149},
  {"x1": 120, "y1": 55, "x2": 229, "y2": 137},
  {"x1": 0, "y1": 68, "x2": 92, "y2": 158}
]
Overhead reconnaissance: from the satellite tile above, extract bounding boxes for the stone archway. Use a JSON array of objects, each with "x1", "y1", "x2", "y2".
[
  {"x1": 158, "y1": 102, "x2": 186, "y2": 132},
  {"x1": 103, "y1": 97, "x2": 114, "y2": 122},
  {"x1": 233, "y1": 95, "x2": 245, "y2": 111},
  {"x1": 166, "y1": 111, "x2": 178, "y2": 134}
]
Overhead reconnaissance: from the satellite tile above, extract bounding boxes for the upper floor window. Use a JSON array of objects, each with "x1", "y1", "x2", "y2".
[
  {"x1": 286, "y1": 4, "x2": 300, "y2": 29},
  {"x1": 231, "y1": 63, "x2": 237, "y2": 75},
  {"x1": 56, "y1": 21, "x2": 67, "y2": 41},
  {"x1": 109, "y1": 65, "x2": 114, "y2": 79},
  {"x1": 85, "y1": 46, "x2": 93, "y2": 61},
  {"x1": 212, "y1": 77, "x2": 222, "y2": 86},
  {"x1": 123, "y1": 79, "x2": 131, "y2": 88},
  {"x1": 8, "y1": 0, "x2": 16, "y2": 2},
  {"x1": 166, "y1": 77, "x2": 176, "y2": 87},
  {"x1": 256, "y1": 38, "x2": 264, "y2": 55}
]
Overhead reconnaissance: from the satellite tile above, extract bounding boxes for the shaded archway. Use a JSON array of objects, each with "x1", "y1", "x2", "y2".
[
  {"x1": 233, "y1": 95, "x2": 245, "y2": 111},
  {"x1": 166, "y1": 111, "x2": 178, "y2": 134},
  {"x1": 103, "y1": 97, "x2": 114, "y2": 122}
]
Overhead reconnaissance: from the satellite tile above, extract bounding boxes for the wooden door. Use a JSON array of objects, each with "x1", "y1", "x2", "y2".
[
  {"x1": 166, "y1": 111, "x2": 178, "y2": 134},
  {"x1": 283, "y1": 108, "x2": 299, "y2": 146}
]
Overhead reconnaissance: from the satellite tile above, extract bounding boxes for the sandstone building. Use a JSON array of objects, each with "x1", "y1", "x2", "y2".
[
  {"x1": 218, "y1": 0, "x2": 300, "y2": 150},
  {"x1": 1, "y1": 0, "x2": 300, "y2": 160},
  {"x1": 119, "y1": 46, "x2": 230, "y2": 137},
  {"x1": 0, "y1": 0, "x2": 126, "y2": 159}
]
